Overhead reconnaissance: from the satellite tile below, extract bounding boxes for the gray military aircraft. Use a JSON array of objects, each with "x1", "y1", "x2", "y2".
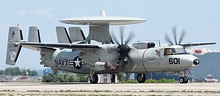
[{"x1": 6, "y1": 10, "x2": 215, "y2": 83}]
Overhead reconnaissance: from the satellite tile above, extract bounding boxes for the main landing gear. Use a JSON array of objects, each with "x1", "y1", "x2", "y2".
[
  {"x1": 89, "y1": 70, "x2": 98, "y2": 84},
  {"x1": 137, "y1": 73, "x2": 146, "y2": 83},
  {"x1": 89, "y1": 74, "x2": 98, "y2": 84}
]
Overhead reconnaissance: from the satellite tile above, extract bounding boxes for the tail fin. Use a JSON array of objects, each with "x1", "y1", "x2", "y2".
[
  {"x1": 6, "y1": 26, "x2": 23, "y2": 65},
  {"x1": 69, "y1": 27, "x2": 86, "y2": 43},
  {"x1": 28, "y1": 26, "x2": 41, "y2": 43},
  {"x1": 56, "y1": 26, "x2": 71, "y2": 43}
]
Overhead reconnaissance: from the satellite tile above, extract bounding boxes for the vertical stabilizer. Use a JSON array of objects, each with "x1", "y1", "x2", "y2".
[
  {"x1": 69, "y1": 27, "x2": 86, "y2": 43},
  {"x1": 56, "y1": 26, "x2": 71, "y2": 43},
  {"x1": 6, "y1": 26, "x2": 23, "y2": 65},
  {"x1": 28, "y1": 26, "x2": 41, "y2": 43}
]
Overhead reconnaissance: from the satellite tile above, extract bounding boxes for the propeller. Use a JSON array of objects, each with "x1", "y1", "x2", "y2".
[
  {"x1": 111, "y1": 27, "x2": 134, "y2": 61},
  {"x1": 165, "y1": 26, "x2": 186, "y2": 46},
  {"x1": 165, "y1": 26, "x2": 216, "y2": 47}
]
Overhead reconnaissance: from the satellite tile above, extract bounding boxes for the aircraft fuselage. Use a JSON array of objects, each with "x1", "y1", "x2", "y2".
[{"x1": 41, "y1": 44, "x2": 198, "y2": 74}]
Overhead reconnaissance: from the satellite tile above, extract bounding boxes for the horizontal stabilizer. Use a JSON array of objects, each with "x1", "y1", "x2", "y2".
[
  {"x1": 21, "y1": 42, "x2": 100, "y2": 49},
  {"x1": 56, "y1": 26, "x2": 71, "y2": 43},
  {"x1": 28, "y1": 26, "x2": 41, "y2": 43},
  {"x1": 69, "y1": 27, "x2": 86, "y2": 43},
  {"x1": 6, "y1": 26, "x2": 23, "y2": 65}
]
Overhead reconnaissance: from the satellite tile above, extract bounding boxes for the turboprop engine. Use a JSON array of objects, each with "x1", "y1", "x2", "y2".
[{"x1": 94, "y1": 61, "x2": 114, "y2": 71}]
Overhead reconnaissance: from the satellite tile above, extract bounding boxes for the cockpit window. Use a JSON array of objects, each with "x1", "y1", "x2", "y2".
[
  {"x1": 174, "y1": 48, "x2": 187, "y2": 54},
  {"x1": 164, "y1": 48, "x2": 175, "y2": 55},
  {"x1": 164, "y1": 48, "x2": 187, "y2": 55}
]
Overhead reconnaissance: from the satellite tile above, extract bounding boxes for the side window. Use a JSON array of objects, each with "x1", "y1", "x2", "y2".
[{"x1": 164, "y1": 48, "x2": 174, "y2": 55}]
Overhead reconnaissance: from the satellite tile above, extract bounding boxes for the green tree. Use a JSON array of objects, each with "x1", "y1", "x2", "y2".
[
  {"x1": 117, "y1": 72, "x2": 124, "y2": 81},
  {"x1": 1, "y1": 67, "x2": 37, "y2": 76},
  {"x1": 42, "y1": 73, "x2": 55, "y2": 82},
  {"x1": 0, "y1": 70, "x2": 4, "y2": 75},
  {"x1": 77, "y1": 74, "x2": 87, "y2": 82},
  {"x1": 14, "y1": 67, "x2": 22, "y2": 76},
  {"x1": 59, "y1": 74, "x2": 68, "y2": 82},
  {"x1": 31, "y1": 70, "x2": 38, "y2": 76},
  {"x1": 125, "y1": 73, "x2": 131, "y2": 80},
  {"x1": 4, "y1": 67, "x2": 14, "y2": 75},
  {"x1": 68, "y1": 75, "x2": 74, "y2": 82}
]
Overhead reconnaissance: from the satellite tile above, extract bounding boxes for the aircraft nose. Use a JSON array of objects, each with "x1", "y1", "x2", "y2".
[{"x1": 193, "y1": 58, "x2": 200, "y2": 65}]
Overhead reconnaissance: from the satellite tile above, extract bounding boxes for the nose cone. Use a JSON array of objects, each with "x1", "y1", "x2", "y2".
[
  {"x1": 180, "y1": 55, "x2": 200, "y2": 68},
  {"x1": 193, "y1": 59, "x2": 200, "y2": 65}
]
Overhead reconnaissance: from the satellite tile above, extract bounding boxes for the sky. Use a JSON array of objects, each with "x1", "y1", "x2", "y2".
[{"x1": 0, "y1": 0, "x2": 220, "y2": 70}]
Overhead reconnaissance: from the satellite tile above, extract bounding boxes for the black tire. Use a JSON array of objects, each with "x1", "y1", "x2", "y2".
[
  {"x1": 137, "y1": 73, "x2": 146, "y2": 83},
  {"x1": 184, "y1": 78, "x2": 188, "y2": 83},
  {"x1": 179, "y1": 77, "x2": 188, "y2": 84},
  {"x1": 90, "y1": 74, "x2": 98, "y2": 84},
  {"x1": 179, "y1": 77, "x2": 185, "y2": 83}
]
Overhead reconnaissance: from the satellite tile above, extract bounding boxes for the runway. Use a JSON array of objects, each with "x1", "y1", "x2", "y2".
[{"x1": 1, "y1": 82, "x2": 220, "y2": 96}]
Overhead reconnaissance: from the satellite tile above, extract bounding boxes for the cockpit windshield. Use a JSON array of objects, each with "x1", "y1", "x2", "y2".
[
  {"x1": 174, "y1": 48, "x2": 187, "y2": 54},
  {"x1": 164, "y1": 48, "x2": 187, "y2": 55}
]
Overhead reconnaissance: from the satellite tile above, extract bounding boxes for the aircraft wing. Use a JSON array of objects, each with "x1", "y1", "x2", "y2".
[
  {"x1": 20, "y1": 42, "x2": 100, "y2": 50},
  {"x1": 180, "y1": 42, "x2": 216, "y2": 47}
]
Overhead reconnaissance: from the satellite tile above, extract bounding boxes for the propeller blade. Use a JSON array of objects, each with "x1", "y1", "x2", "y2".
[
  {"x1": 172, "y1": 27, "x2": 177, "y2": 45},
  {"x1": 178, "y1": 30, "x2": 186, "y2": 44},
  {"x1": 120, "y1": 27, "x2": 124, "y2": 45},
  {"x1": 125, "y1": 32, "x2": 134, "y2": 45},
  {"x1": 111, "y1": 31, "x2": 120, "y2": 45},
  {"x1": 165, "y1": 33, "x2": 173, "y2": 45}
]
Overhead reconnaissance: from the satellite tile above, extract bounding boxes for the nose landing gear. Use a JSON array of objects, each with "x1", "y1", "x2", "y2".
[
  {"x1": 179, "y1": 77, "x2": 188, "y2": 83},
  {"x1": 179, "y1": 71, "x2": 189, "y2": 83}
]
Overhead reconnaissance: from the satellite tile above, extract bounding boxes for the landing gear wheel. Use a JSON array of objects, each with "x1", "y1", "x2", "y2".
[
  {"x1": 137, "y1": 73, "x2": 146, "y2": 83},
  {"x1": 184, "y1": 79, "x2": 189, "y2": 83},
  {"x1": 179, "y1": 77, "x2": 188, "y2": 84},
  {"x1": 90, "y1": 74, "x2": 98, "y2": 84}
]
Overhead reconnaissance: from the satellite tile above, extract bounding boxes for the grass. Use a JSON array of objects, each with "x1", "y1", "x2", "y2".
[
  {"x1": 145, "y1": 78, "x2": 176, "y2": 83},
  {"x1": 119, "y1": 78, "x2": 176, "y2": 83}
]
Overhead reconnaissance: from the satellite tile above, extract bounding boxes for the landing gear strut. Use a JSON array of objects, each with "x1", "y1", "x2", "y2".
[{"x1": 137, "y1": 73, "x2": 146, "y2": 83}]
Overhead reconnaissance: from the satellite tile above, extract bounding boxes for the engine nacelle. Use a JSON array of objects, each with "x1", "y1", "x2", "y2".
[{"x1": 95, "y1": 62, "x2": 113, "y2": 71}]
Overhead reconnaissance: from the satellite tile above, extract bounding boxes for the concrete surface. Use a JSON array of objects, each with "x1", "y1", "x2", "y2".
[{"x1": 1, "y1": 82, "x2": 220, "y2": 95}]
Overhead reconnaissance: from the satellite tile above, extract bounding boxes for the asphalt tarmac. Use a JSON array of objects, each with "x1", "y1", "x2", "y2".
[{"x1": 1, "y1": 82, "x2": 220, "y2": 96}]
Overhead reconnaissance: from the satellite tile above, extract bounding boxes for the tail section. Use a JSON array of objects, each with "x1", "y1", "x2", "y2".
[
  {"x1": 69, "y1": 27, "x2": 86, "y2": 42},
  {"x1": 6, "y1": 26, "x2": 23, "y2": 65},
  {"x1": 28, "y1": 26, "x2": 41, "y2": 43},
  {"x1": 56, "y1": 26, "x2": 71, "y2": 43},
  {"x1": 56, "y1": 26, "x2": 86, "y2": 44}
]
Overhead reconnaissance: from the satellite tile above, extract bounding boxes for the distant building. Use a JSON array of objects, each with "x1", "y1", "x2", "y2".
[{"x1": 192, "y1": 51, "x2": 220, "y2": 80}]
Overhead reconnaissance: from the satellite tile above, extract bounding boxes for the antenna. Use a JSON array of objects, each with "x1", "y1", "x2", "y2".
[{"x1": 100, "y1": 9, "x2": 106, "y2": 17}]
